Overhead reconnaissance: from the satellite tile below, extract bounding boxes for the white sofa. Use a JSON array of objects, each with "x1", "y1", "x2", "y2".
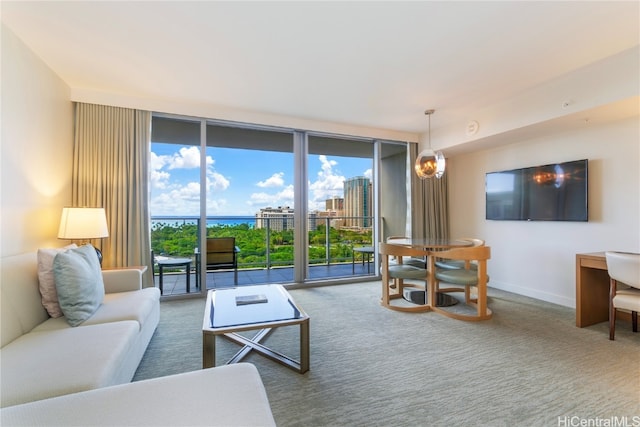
[
  {"x1": 0, "y1": 251, "x2": 276, "y2": 426},
  {"x1": 0, "y1": 251, "x2": 160, "y2": 408}
]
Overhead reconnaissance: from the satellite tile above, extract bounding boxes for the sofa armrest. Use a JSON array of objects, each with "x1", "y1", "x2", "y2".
[
  {"x1": 101, "y1": 269, "x2": 143, "y2": 294},
  {"x1": 0, "y1": 364, "x2": 276, "y2": 426}
]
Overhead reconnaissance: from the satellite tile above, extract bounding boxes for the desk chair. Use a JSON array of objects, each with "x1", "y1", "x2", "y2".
[
  {"x1": 605, "y1": 251, "x2": 640, "y2": 340},
  {"x1": 431, "y1": 245, "x2": 492, "y2": 321}
]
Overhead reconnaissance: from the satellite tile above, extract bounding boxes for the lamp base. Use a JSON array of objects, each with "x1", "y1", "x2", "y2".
[{"x1": 95, "y1": 247, "x2": 103, "y2": 266}]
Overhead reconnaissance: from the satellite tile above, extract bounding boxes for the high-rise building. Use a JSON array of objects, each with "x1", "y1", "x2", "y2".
[
  {"x1": 255, "y1": 206, "x2": 294, "y2": 231},
  {"x1": 343, "y1": 176, "x2": 371, "y2": 229},
  {"x1": 325, "y1": 196, "x2": 344, "y2": 211}
]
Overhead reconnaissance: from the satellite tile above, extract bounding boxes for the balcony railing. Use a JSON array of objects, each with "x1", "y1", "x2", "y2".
[{"x1": 151, "y1": 214, "x2": 373, "y2": 273}]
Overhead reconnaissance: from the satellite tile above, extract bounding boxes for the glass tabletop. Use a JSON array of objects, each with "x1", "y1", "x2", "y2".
[
  {"x1": 207, "y1": 284, "x2": 303, "y2": 328},
  {"x1": 386, "y1": 237, "x2": 473, "y2": 249}
]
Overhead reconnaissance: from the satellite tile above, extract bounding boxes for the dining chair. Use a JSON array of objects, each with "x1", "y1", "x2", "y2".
[
  {"x1": 386, "y1": 236, "x2": 427, "y2": 268},
  {"x1": 379, "y1": 242, "x2": 430, "y2": 312},
  {"x1": 434, "y1": 238, "x2": 485, "y2": 271},
  {"x1": 605, "y1": 251, "x2": 640, "y2": 340},
  {"x1": 430, "y1": 245, "x2": 492, "y2": 321}
]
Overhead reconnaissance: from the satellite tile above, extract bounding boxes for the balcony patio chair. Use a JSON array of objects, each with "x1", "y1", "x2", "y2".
[
  {"x1": 605, "y1": 251, "x2": 640, "y2": 340},
  {"x1": 206, "y1": 237, "x2": 239, "y2": 285}
]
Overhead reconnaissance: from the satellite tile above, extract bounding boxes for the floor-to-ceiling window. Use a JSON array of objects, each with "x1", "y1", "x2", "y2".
[
  {"x1": 149, "y1": 116, "x2": 201, "y2": 296},
  {"x1": 204, "y1": 122, "x2": 295, "y2": 288},
  {"x1": 149, "y1": 114, "x2": 411, "y2": 296},
  {"x1": 307, "y1": 135, "x2": 375, "y2": 281}
]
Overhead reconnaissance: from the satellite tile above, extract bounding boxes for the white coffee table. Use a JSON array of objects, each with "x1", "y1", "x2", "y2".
[{"x1": 202, "y1": 284, "x2": 310, "y2": 373}]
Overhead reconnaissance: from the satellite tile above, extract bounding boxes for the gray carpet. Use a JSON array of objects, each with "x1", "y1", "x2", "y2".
[{"x1": 133, "y1": 282, "x2": 640, "y2": 427}]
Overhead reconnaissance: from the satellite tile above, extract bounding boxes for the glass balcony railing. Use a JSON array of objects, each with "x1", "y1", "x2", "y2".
[{"x1": 151, "y1": 215, "x2": 374, "y2": 293}]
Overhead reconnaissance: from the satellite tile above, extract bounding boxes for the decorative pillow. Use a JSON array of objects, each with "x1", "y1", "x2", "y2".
[
  {"x1": 53, "y1": 244, "x2": 105, "y2": 327},
  {"x1": 37, "y1": 244, "x2": 78, "y2": 317}
]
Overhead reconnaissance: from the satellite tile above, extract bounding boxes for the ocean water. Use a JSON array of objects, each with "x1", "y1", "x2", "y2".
[{"x1": 151, "y1": 216, "x2": 256, "y2": 229}]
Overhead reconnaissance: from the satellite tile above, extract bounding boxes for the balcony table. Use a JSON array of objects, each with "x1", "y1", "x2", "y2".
[
  {"x1": 156, "y1": 256, "x2": 192, "y2": 294},
  {"x1": 352, "y1": 246, "x2": 374, "y2": 274}
]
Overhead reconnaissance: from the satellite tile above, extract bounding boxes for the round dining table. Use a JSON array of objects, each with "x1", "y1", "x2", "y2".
[
  {"x1": 385, "y1": 237, "x2": 473, "y2": 250},
  {"x1": 382, "y1": 237, "x2": 473, "y2": 312}
]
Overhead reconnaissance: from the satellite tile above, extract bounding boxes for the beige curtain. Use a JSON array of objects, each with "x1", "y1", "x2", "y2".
[
  {"x1": 73, "y1": 103, "x2": 153, "y2": 287},
  {"x1": 410, "y1": 143, "x2": 449, "y2": 240}
]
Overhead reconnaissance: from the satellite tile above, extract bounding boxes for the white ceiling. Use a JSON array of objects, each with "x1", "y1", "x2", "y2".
[{"x1": 2, "y1": 1, "x2": 638, "y2": 134}]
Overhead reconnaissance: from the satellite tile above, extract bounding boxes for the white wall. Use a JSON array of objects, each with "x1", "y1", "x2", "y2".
[
  {"x1": 0, "y1": 24, "x2": 73, "y2": 257},
  {"x1": 447, "y1": 116, "x2": 640, "y2": 307}
]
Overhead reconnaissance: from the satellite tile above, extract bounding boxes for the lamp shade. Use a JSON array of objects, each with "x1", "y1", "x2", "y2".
[{"x1": 58, "y1": 207, "x2": 109, "y2": 239}]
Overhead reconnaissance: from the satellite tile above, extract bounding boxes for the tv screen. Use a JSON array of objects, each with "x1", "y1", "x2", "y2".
[{"x1": 485, "y1": 159, "x2": 588, "y2": 221}]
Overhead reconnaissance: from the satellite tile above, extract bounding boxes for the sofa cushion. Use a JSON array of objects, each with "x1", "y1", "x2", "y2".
[
  {"x1": 0, "y1": 321, "x2": 139, "y2": 408},
  {"x1": 87, "y1": 288, "x2": 160, "y2": 329},
  {"x1": 53, "y1": 244, "x2": 105, "y2": 326},
  {"x1": 36, "y1": 244, "x2": 77, "y2": 317},
  {"x1": 31, "y1": 288, "x2": 161, "y2": 333}
]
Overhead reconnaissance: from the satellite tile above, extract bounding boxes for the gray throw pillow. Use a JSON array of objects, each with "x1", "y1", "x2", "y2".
[{"x1": 53, "y1": 244, "x2": 105, "y2": 326}]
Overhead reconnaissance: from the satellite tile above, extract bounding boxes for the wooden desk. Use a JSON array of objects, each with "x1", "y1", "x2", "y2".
[{"x1": 575, "y1": 252, "x2": 630, "y2": 327}]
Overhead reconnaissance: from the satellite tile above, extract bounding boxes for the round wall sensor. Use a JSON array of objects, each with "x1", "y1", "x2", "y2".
[{"x1": 466, "y1": 120, "x2": 479, "y2": 136}]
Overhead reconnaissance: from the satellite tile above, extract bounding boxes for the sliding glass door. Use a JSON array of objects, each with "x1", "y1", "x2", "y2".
[
  {"x1": 149, "y1": 116, "x2": 201, "y2": 296},
  {"x1": 307, "y1": 135, "x2": 375, "y2": 280},
  {"x1": 203, "y1": 122, "x2": 295, "y2": 288}
]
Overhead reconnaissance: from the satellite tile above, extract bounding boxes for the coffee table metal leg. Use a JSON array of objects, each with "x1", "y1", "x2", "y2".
[
  {"x1": 299, "y1": 318, "x2": 310, "y2": 373},
  {"x1": 221, "y1": 327, "x2": 308, "y2": 374},
  {"x1": 203, "y1": 333, "x2": 215, "y2": 368},
  {"x1": 226, "y1": 329, "x2": 273, "y2": 364}
]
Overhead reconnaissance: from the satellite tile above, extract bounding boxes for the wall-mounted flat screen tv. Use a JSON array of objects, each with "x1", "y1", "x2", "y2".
[{"x1": 485, "y1": 159, "x2": 588, "y2": 221}]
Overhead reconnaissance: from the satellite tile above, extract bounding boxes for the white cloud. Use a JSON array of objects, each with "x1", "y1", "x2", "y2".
[
  {"x1": 206, "y1": 170, "x2": 230, "y2": 192},
  {"x1": 149, "y1": 181, "x2": 200, "y2": 216},
  {"x1": 257, "y1": 172, "x2": 285, "y2": 188},
  {"x1": 167, "y1": 147, "x2": 214, "y2": 170},
  {"x1": 150, "y1": 146, "x2": 231, "y2": 215},
  {"x1": 150, "y1": 152, "x2": 172, "y2": 189},
  {"x1": 308, "y1": 155, "x2": 345, "y2": 210},
  {"x1": 247, "y1": 184, "x2": 294, "y2": 208}
]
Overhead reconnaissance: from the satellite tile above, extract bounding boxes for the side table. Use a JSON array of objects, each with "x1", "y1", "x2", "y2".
[
  {"x1": 353, "y1": 246, "x2": 374, "y2": 273},
  {"x1": 156, "y1": 257, "x2": 192, "y2": 294}
]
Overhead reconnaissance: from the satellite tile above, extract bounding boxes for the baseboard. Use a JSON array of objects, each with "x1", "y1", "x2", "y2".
[{"x1": 489, "y1": 281, "x2": 575, "y2": 309}]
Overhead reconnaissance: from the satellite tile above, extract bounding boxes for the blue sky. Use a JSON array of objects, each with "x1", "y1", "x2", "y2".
[{"x1": 150, "y1": 143, "x2": 372, "y2": 216}]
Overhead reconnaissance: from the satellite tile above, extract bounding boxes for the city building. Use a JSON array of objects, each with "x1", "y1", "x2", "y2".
[
  {"x1": 343, "y1": 177, "x2": 372, "y2": 229},
  {"x1": 255, "y1": 206, "x2": 294, "y2": 232}
]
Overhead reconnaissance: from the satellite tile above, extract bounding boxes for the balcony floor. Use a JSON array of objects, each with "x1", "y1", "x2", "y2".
[{"x1": 154, "y1": 261, "x2": 376, "y2": 296}]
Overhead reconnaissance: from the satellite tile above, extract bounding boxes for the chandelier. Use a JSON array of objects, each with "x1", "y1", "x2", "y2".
[{"x1": 415, "y1": 109, "x2": 445, "y2": 179}]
